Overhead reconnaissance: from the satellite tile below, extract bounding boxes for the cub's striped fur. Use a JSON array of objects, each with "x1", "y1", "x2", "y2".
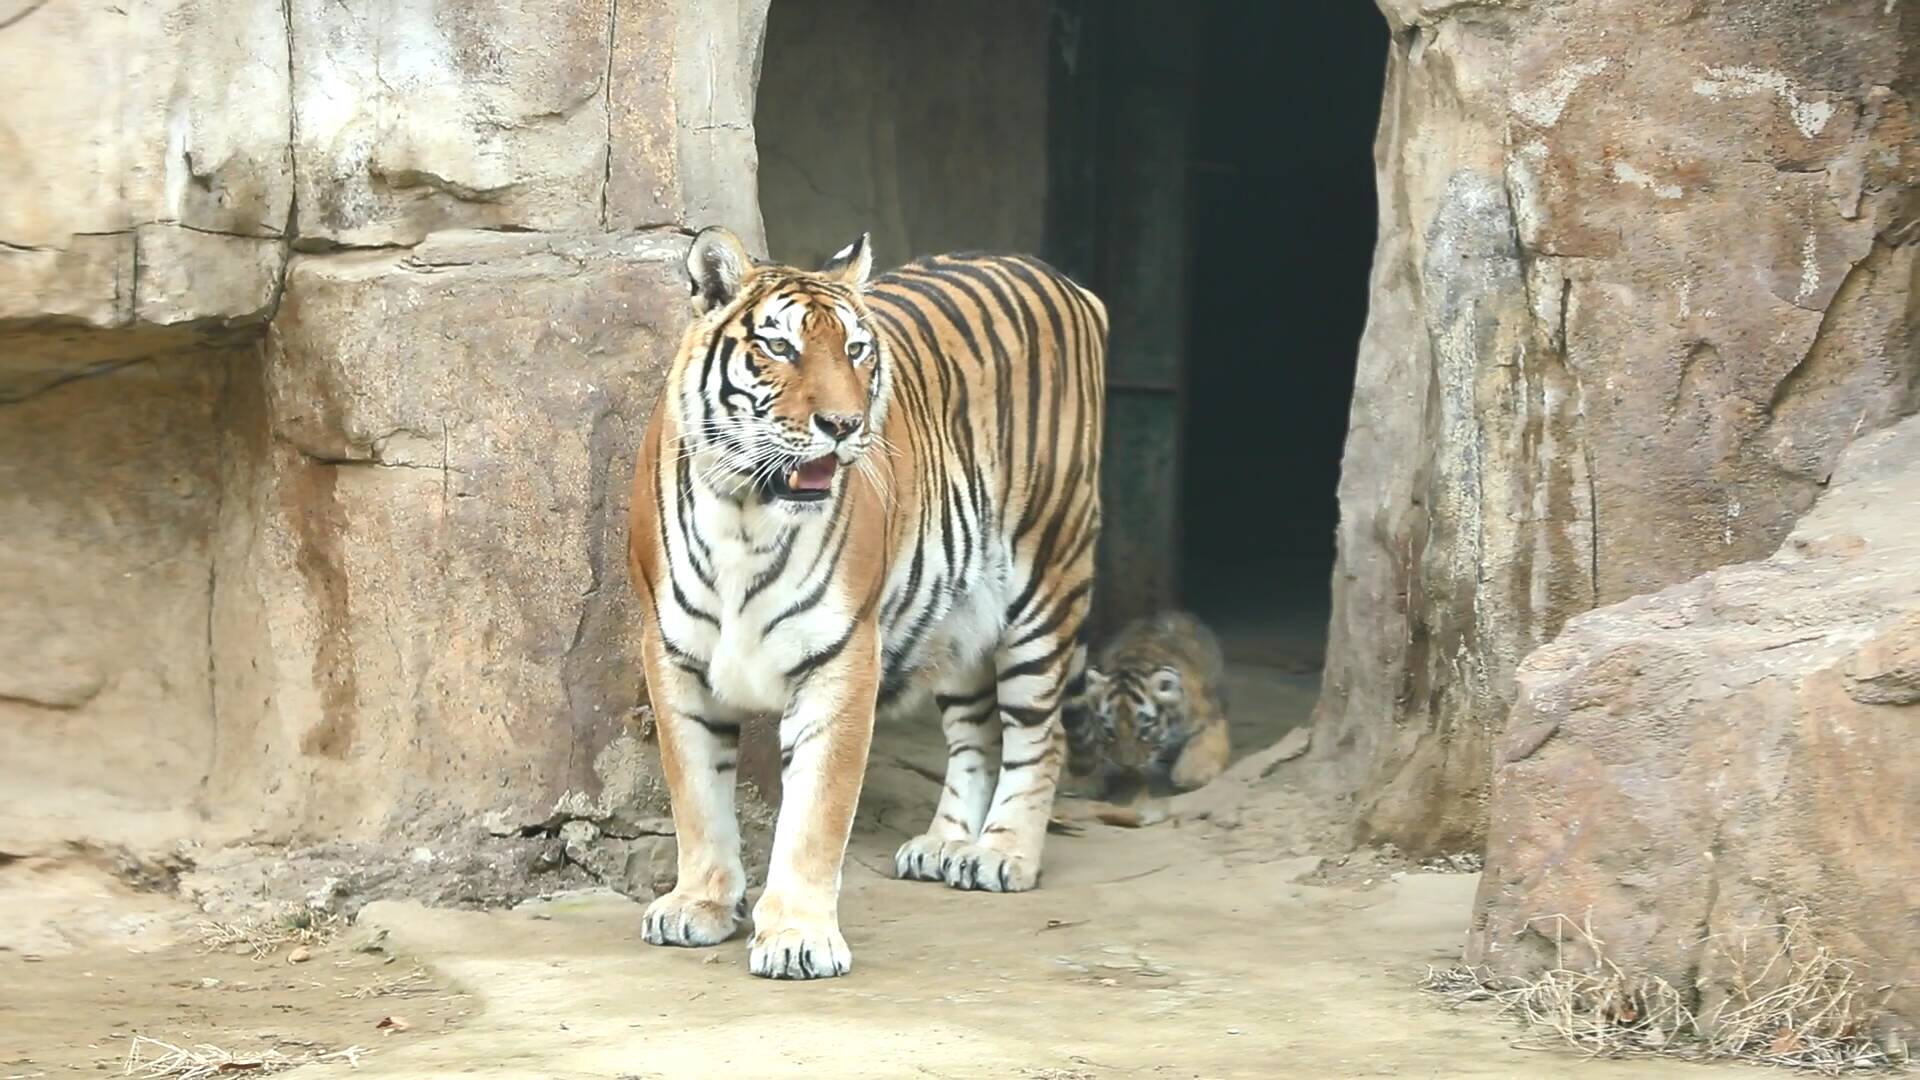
[
  {"x1": 1078, "y1": 611, "x2": 1230, "y2": 797},
  {"x1": 626, "y1": 227, "x2": 1106, "y2": 980}
]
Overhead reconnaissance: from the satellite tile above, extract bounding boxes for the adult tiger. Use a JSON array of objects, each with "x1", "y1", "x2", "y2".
[{"x1": 626, "y1": 226, "x2": 1106, "y2": 980}]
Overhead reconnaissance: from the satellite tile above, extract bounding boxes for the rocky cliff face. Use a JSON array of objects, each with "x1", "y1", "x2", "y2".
[
  {"x1": 0, "y1": 0, "x2": 765, "y2": 356},
  {"x1": 0, "y1": 0, "x2": 773, "y2": 910},
  {"x1": 1471, "y1": 413, "x2": 1920, "y2": 1033},
  {"x1": 1318, "y1": 0, "x2": 1920, "y2": 852}
]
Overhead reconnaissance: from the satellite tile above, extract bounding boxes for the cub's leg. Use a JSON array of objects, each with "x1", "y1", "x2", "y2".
[
  {"x1": 1169, "y1": 716, "x2": 1231, "y2": 791},
  {"x1": 748, "y1": 625, "x2": 880, "y2": 979},
  {"x1": 638, "y1": 630, "x2": 747, "y2": 948},
  {"x1": 941, "y1": 611, "x2": 1087, "y2": 893},
  {"x1": 894, "y1": 661, "x2": 1000, "y2": 881}
]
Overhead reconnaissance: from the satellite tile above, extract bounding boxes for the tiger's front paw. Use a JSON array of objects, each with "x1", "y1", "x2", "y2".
[
  {"x1": 940, "y1": 841, "x2": 1040, "y2": 892},
  {"x1": 747, "y1": 903, "x2": 852, "y2": 980},
  {"x1": 641, "y1": 890, "x2": 741, "y2": 948}
]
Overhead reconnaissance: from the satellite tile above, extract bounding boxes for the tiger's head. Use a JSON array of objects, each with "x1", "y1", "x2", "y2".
[
  {"x1": 1084, "y1": 665, "x2": 1189, "y2": 770},
  {"x1": 673, "y1": 225, "x2": 889, "y2": 510}
]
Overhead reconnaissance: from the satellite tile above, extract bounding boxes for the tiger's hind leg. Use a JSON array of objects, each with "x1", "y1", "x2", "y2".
[
  {"x1": 940, "y1": 605, "x2": 1088, "y2": 893},
  {"x1": 894, "y1": 659, "x2": 1000, "y2": 881},
  {"x1": 1059, "y1": 639, "x2": 1104, "y2": 780}
]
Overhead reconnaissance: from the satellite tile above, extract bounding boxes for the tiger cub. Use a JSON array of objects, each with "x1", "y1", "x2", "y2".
[{"x1": 1070, "y1": 611, "x2": 1229, "y2": 798}]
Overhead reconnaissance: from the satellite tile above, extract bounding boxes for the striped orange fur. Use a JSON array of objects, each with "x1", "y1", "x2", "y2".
[{"x1": 627, "y1": 227, "x2": 1106, "y2": 979}]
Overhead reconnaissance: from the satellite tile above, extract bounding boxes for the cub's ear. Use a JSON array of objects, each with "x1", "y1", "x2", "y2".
[
  {"x1": 1084, "y1": 668, "x2": 1109, "y2": 697},
  {"x1": 687, "y1": 226, "x2": 751, "y2": 314},
  {"x1": 1149, "y1": 667, "x2": 1184, "y2": 705},
  {"x1": 820, "y1": 232, "x2": 873, "y2": 288}
]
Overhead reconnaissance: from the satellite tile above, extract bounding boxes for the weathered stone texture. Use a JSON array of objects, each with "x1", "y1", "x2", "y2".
[
  {"x1": 1, "y1": 0, "x2": 775, "y2": 908},
  {"x1": 204, "y1": 230, "x2": 685, "y2": 843},
  {"x1": 0, "y1": 352, "x2": 229, "y2": 856},
  {"x1": 289, "y1": 0, "x2": 615, "y2": 246},
  {"x1": 1318, "y1": 0, "x2": 1920, "y2": 852},
  {"x1": 0, "y1": 0, "x2": 292, "y2": 336},
  {"x1": 1, "y1": 0, "x2": 771, "y2": 344},
  {"x1": 1470, "y1": 414, "x2": 1920, "y2": 1033},
  {"x1": 755, "y1": 0, "x2": 1048, "y2": 268},
  {"x1": 290, "y1": 0, "x2": 770, "y2": 247}
]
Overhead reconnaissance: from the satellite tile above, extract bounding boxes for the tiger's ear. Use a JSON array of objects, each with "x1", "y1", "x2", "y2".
[
  {"x1": 1149, "y1": 667, "x2": 1184, "y2": 705},
  {"x1": 1084, "y1": 668, "x2": 1109, "y2": 696},
  {"x1": 687, "y1": 226, "x2": 751, "y2": 314},
  {"x1": 820, "y1": 233, "x2": 872, "y2": 288}
]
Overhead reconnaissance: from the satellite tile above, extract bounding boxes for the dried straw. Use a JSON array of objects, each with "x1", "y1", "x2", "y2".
[
  {"x1": 1419, "y1": 908, "x2": 1909, "y2": 1075},
  {"x1": 122, "y1": 1036, "x2": 366, "y2": 1079}
]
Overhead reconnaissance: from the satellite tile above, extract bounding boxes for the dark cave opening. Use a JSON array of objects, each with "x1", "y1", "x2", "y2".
[
  {"x1": 755, "y1": 0, "x2": 1386, "y2": 687},
  {"x1": 1177, "y1": 1, "x2": 1385, "y2": 672}
]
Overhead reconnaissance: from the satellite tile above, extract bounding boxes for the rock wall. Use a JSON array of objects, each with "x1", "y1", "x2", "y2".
[
  {"x1": 206, "y1": 231, "x2": 685, "y2": 843},
  {"x1": 755, "y1": 0, "x2": 1049, "y2": 269},
  {"x1": 0, "y1": 0, "x2": 773, "y2": 909},
  {"x1": 0, "y1": 0, "x2": 288, "y2": 350},
  {"x1": 1471, "y1": 414, "x2": 1920, "y2": 1033},
  {"x1": 0, "y1": 350, "x2": 232, "y2": 861},
  {"x1": 1317, "y1": 0, "x2": 1920, "y2": 853}
]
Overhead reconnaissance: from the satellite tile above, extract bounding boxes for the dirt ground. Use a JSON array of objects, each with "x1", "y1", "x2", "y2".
[
  {"x1": 0, "y1": 923, "x2": 469, "y2": 1076},
  {"x1": 0, "y1": 659, "x2": 1776, "y2": 1079}
]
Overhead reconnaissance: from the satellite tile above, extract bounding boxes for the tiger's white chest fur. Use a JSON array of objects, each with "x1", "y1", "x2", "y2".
[
  {"x1": 660, "y1": 493, "x2": 850, "y2": 717},
  {"x1": 658, "y1": 475, "x2": 1011, "y2": 721}
]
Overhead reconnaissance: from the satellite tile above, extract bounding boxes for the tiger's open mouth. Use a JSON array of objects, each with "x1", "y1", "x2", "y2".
[{"x1": 763, "y1": 455, "x2": 839, "y2": 502}]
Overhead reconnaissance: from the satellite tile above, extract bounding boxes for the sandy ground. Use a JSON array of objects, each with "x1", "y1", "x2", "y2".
[
  {"x1": 295, "y1": 805, "x2": 1774, "y2": 1080},
  {"x1": 0, "y1": 926, "x2": 469, "y2": 1076},
  {"x1": 1, "y1": 659, "x2": 1774, "y2": 1079}
]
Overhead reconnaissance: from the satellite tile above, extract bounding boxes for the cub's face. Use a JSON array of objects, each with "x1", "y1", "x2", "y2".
[
  {"x1": 678, "y1": 227, "x2": 887, "y2": 509},
  {"x1": 1085, "y1": 666, "x2": 1186, "y2": 769}
]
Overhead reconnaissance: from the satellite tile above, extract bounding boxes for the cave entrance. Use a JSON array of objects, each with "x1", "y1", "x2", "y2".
[{"x1": 756, "y1": 0, "x2": 1385, "y2": 725}]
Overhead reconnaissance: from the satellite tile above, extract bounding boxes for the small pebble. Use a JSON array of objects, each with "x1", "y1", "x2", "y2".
[
  {"x1": 1227, "y1": 1028, "x2": 1242, "y2": 1035},
  {"x1": 288, "y1": 946, "x2": 313, "y2": 964}
]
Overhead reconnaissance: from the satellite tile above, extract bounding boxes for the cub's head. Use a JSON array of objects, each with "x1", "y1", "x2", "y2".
[
  {"x1": 1085, "y1": 665, "x2": 1188, "y2": 769},
  {"x1": 674, "y1": 226, "x2": 888, "y2": 509}
]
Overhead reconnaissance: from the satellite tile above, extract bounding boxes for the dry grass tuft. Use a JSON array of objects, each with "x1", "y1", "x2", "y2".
[
  {"x1": 343, "y1": 967, "x2": 432, "y2": 1000},
  {"x1": 1704, "y1": 908, "x2": 1906, "y2": 1073},
  {"x1": 1421, "y1": 909, "x2": 1910, "y2": 1075},
  {"x1": 197, "y1": 906, "x2": 343, "y2": 961},
  {"x1": 122, "y1": 1036, "x2": 366, "y2": 1078}
]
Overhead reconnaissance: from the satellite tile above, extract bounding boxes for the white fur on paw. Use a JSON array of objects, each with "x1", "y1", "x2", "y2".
[
  {"x1": 640, "y1": 892, "x2": 740, "y2": 947},
  {"x1": 748, "y1": 920, "x2": 852, "y2": 980},
  {"x1": 939, "y1": 841, "x2": 1040, "y2": 892},
  {"x1": 893, "y1": 833, "x2": 958, "y2": 882}
]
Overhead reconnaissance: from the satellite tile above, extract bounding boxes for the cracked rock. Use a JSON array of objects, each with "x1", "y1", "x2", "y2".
[{"x1": 1473, "y1": 416, "x2": 1920, "y2": 1031}]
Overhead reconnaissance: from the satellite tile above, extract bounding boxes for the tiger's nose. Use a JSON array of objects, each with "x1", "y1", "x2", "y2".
[{"x1": 813, "y1": 412, "x2": 863, "y2": 441}]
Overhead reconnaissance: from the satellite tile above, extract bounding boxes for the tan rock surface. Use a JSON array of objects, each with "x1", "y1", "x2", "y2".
[
  {"x1": 1318, "y1": 0, "x2": 1920, "y2": 852},
  {"x1": 1471, "y1": 414, "x2": 1920, "y2": 1032},
  {"x1": 1, "y1": 0, "x2": 773, "y2": 908},
  {"x1": 0, "y1": 0, "x2": 769, "y2": 344},
  {"x1": 0, "y1": 0, "x2": 291, "y2": 337},
  {"x1": 0, "y1": 350, "x2": 229, "y2": 856},
  {"x1": 205, "y1": 230, "x2": 685, "y2": 842}
]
